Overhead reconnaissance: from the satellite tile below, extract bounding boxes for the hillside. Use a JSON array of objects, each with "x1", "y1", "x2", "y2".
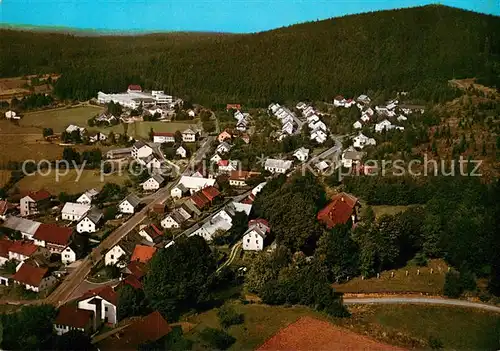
[{"x1": 1, "y1": 5, "x2": 499, "y2": 106}]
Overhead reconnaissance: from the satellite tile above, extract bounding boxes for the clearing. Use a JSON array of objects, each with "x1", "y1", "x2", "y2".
[
  {"x1": 184, "y1": 301, "x2": 500, "y2": 350},
  {"x1": 94, "y1": 121, "x2": 197, "y2": 139},
  {"x1": 333, "y1": 259, "x2": 448, "y2": 295},
  {"x1": 371, "y1": 205, "x2": 411, "y2": 218},
  {"x1": 16, "y1": 169, "x2": 129, "y2": 194},
  {"x1": 20, "y1": 105, "x2": 104, "y2": 132}
]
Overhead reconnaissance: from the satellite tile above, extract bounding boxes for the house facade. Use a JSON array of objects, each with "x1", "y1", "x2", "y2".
[
  {"x1": 119, "y1": 194, "x2": 141, "y2": 214},
  {"x1": 182, "y1": 129, "x2": 196, "y2": 142},
  {"x1": 20, "y1": 190, "x2": 51, "y2": 217},
  {"x1": 152, "y1": 132, "x2": 175, "y2": 144},
  {"x1": 77, "y1": 286, "x2": 118, "y2": 326},
  {"x1": 61, "y1": 202, "x2": 91, "y2": 221},
  {"x1": 264, "y1": 159, "x2": 292, "y2": 174}
]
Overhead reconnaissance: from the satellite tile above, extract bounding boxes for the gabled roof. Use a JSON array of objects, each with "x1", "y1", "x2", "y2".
[
  {"x1": 125, "y1": 261, "x2": 147, "y2": 279},
  {"x1": 23, "y1": 190, "x2": 51, "y2": 202},
  {"x1": 182, "y1": 128, "x2": 195, "y2": 135},
  {"x1": 190, "y1": 192, "x2": 210, "y2": 209},
  {"x1": 128, "y1": 84, "x2": 142, "y2": 91},
  {"x1": 150, "y1": 174, "x2": 165, "y2": 184},
  {"x1": 12, "y1": 263, "x2": 48, "y2": 287},
  {"x1": 79, "y1": 285, "x2": 118, "y2": 306},
  {"x1": 120, "y1": 274, "x2": 143, "y2": 290},
  {"x1": 131, "y1": 245, "x2": 157, "y2": 264},
  {"x1": 142, "y1": 224, "x2": 163, "y2": 240},
  {"x1": 229, "y1": 170, "x2": 260, "y2": 181},
  {"x1": 122, "y1": 194, "x2": 141, "y2": 208},
  {"x1": 153, "y1": 132, "x2": 174, "y2": 137},
  {"x1": 33, "y1": 224, "x2": 73, "y2": 246},
  {"x1": 133, "y1": 140, "x2": 148, "y2": 149},
  {"x1": 55, "y1": 306, "x2": 93, "y2": 329},
  {"x1": 178, "y1": 176, "x2": 216, "y2": 190},
  {"x1": 317, "y1": 192, "x2": 359, "y2": 228},
  {"x1": 0, "y1": 239, "x2": 13, "y2": 258},
  {"x1": 2, "y1": 216, "x2": 41, "y2": 236},
  {"x1": 201, "y1": 186, "x2": 220, "y2": 202},
  {"x1": 9, "y1": 240, "x2": 38, "y2": 256},
  {"x1": 82, "y1": 207, "x2": 104, "y2": 224}
]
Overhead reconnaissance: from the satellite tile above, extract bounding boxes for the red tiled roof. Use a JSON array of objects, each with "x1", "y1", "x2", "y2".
[
  {"x1": 218, "y1": 160, "x2": 229, "y2": 167},
  {"x1": 249, "y1": 219, "x2": 270, "y2": 231},
  {"x1": 190, "y1": 192, "x2": 210, "y2": 209},
  {"x1": 201, "y1": 186, "x2": 220, "y2": 202},
  {"x1": 128, "y1": 84, "x2": 142, "y2": 91},
  {"x1": 131, "y1": 245, "x2": 157, "y2": 264},
  {"x1": 55, "y1": 306, "x2": 93, "y2": 329},
  {"x1": 12, "y1": 263, "x2": 48, "y2": 287},
  {"x1": 9, "y1": 240, "x2": 37, "y2": 257},
  {"x1": 120, "y1": 274, "x2": 143, "y2": 290},
  {"x1": 33, "y1": 224, "x2": 73, "y2": 246},
  {"x1": 226, "y1": 104, "x2": 241, "y2": 109},
  {"x1": 153, "y1": 132, "x2": 174, "y2": 137},
  {"x1": 143, "y1": 224, "x2": 163, "y2": 240},
  {"x1": 25, "y1": 190, "x2": 51, "y2": 202},
  {"x1": 317, "y1": 192, "x2": 359, "y2": 228},
  {"x1": 126, "y1": 261, "x2": 146, "y2": 279},
  {"x1": 0, "y1": 200, "x2": 10, "y2": 215},
  {"x1": 346, "y1": 98, "x2": 353, "y2": 103},
  {"x1": 79, "y1": 285, "x2": 118, "y2": 306},
  {"x1": 0, "y1": 239, "x2": 13, "y2": 258},
  {"x1": 229, "y1": 170, "x2": 260, "y2": 181}
]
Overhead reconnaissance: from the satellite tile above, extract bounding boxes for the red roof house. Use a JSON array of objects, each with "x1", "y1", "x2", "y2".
[
  {"x1": 24, "y1": 190, "x2": 51, "y2": 202},
  {"x1": 78, "y1": 285, "x2": 118, "y2": 306},
  {"x1": 33, "y1": 224, "x2": 73, "y2": 253},
  {"x1": 139, "y1": 224, "x2": 163, "y2": 243},
  {"x1": 125, "y1": 261, "x2": 147, "y2": 279},
  {"x1": 190, "y1": 192, "x2": 210, "y2": 210},
  {"x1": 54, "y1": 306, "x2": 94, "y2": 334},
  {"x1": 0, "y1": 239, "x2": 13, "y2": 260},
  {"x1": 248, "y1": 219, "x2": 270, "y2": 231},
  {"x1": 226, "y1": 104, "x2": 241, "y2": 111},
  {"x1": 152, "y1": 132, "x2": 174, "y2": 137},
  {"x1": 9, "y1": 240, "x2": 38, "y2": 259},
  {"x1": 201, "y1": 186, "x2": 221, "y2": 202},
  {"x1": 317, "y1": 192, "x2": 360, "y2": 228},
  {"x1": 12, "y1": 263, "x2": 53, "y2": 292},
  {"x1": 119, "y1": 274, "x2": 143, "y2": 290},
  {"x1": 131, "y1": 245, "x2": 157, "y2": 264},
  {"x1": 127, "y1": 84, "x2": 142, "y2": 92}
]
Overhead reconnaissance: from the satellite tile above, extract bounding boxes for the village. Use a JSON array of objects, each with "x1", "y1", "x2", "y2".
[{"x1": 0, "y1": 83, "x2": 442, "y2": 348}]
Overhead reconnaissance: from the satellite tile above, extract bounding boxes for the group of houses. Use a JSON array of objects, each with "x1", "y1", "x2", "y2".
[
  {"x1": 296, "y1": 102, "x2": 330, "y2": 144},
  {"x1": 349, "y1": 95, "x2": 408, "y2": 132},
  {"x1": 268, "y1": 103, "x2": 298, "y2": 140}
]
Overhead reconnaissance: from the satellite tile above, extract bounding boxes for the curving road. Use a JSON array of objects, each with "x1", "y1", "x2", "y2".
[{"x1": 344, "y1": 297, "x2": 500, "y2": 313}]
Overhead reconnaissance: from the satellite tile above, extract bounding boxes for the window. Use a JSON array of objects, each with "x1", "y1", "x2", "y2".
[
  {"x1": 247, "y1": 239, "x2": 250, "y2": 243},
  {"x1": 110, "y1": 255, "x2": 114, "y2": 259},
  {"x1": 105, "y1": 306, "x2": 108, "y2": 312}
]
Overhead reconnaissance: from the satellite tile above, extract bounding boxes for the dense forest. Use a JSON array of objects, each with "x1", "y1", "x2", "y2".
[{"x1": 1, "y1": 5, "x2": 498, "y2": 106}]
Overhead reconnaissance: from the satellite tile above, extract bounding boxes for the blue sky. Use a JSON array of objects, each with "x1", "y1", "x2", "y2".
[{"x1": 0, "y1": 0, "x2": 498, "y2": 33}]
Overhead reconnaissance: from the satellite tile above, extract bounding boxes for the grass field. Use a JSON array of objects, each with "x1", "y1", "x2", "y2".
[
  {"x1": 20, "y1": 105, "x2": 104, "y2": 132},
  {"x1": 370, "y1": 205, "x2": 411, "y2": 218},
  {"x1": 333, "y1": 259, "x2": 448, "y2": 295},
  {"x1": 184, "y1": 301, "x2": 500, "y2": 350},
  {"x1": 16, "y1": 169, "x2": 129, "y2": 194},
  {"x1": 94, "y1": 121, "x2": 197, "y2": 139}
]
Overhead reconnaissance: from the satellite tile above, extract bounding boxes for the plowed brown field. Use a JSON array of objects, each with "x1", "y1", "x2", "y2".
[{"x1": 257, "y1": 316, "x2": 406, "y2": 351}]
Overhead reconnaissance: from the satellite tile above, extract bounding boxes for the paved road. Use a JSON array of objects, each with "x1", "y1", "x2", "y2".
[
  {"x1": 344, "y1": 297, "x2": 500, "y2": 313},
  {"x1": 183, "y1": 136, "x2": 214, "y2": 175}
]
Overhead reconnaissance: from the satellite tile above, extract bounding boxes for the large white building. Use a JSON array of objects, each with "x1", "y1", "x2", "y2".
[
  {"x1": 61, "y1": 203, "x2": 91, "y2": 221},
  {"x1": 264, "y1": 159, "x2": 293, "y2": 174},
  {"x1": 97, "y1": 87, "x2": 173, "y2": 109}
]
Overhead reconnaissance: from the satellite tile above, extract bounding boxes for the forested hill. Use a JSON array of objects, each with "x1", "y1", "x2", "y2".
[{"x1": 1, "y1": 5, "x2": 498, "y2": 106}]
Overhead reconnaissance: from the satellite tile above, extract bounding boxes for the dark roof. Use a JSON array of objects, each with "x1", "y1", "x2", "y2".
[
  {"x1": 317, "y1": 192, "x2": 359, "y2": 228},
  {"x1": 9, "y1": 240, "x2": 37, "y2": 256},
  {"x1": 33, "y1": 224, "x2": 73, "y2": 246},
  {"x1": 153, "y1": 132, "x2": 174, "y2": 137},
  {"x1": 133, "y1": 140, "x2": 148, "y2": 149},
  {"x1": 98, "y1": 311, "x2": 171, "y2": 350},
  {"x1": 12, "y1": 263, "x2": 48, "y2": 287},
  {"x1": 83, "y1": 208, "x2": 103, "y2": 224},
  {"x1": 24, "y1": 190, "x2": 51, "y2": 202},
  {"x1": 128, "y1": 84, "x2": 142, "y2": 91},
  {"x1": 124, "y1": 194, "x2": 141, "y2": 208},
  {"x1": 125, "y1": 261, "x2": 147, "y2": 279},
  {"x1": 0, "y1": 239, "x2": 13, "y2": 258},
  {"x1": 143, "y1": 224, "x2": 163, "y2": 240},
  {"x1": 78, "y1": 285, "x2": 118, "y2": 305},
  {"x1": 230, "y1": 170, "x2": 260, "y2": 181},
  {"x1": 55, "y1": 306, "x2": 93, "y2": 329},
  {"x1": 190, "y1": 192, "x2": 210, "y2": 210},
  {"x1": 120, "y1": 274, "x2": 143, "y2": 290}
]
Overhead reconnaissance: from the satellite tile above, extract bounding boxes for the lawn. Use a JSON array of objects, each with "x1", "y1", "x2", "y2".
[
  {"x1": 16, "y1": 169, "x2": 129, "y2": 194},
  {"x1": 20, "y1": 105, "x2": 104, "y2": 132},
  {"x1": 370, "y1": 205, "x2": 411, "y2": 218},
  {"x1": 333, "y1": 259, "x2": 448, "y2": 295},
  {"x1": 93, "y1": 121, "x2": 197, "y2": 139},
  {"x1": 184, "y1": 301, "x2": 500, "y2": 350}
]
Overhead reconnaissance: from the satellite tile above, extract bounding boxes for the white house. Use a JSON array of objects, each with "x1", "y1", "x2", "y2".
[
  {"x1": 132, "y1": 140, "x2": 153, "y2": 160},
  {"x1": 89, "y1": 132, "x2": 107, "y2": 143},
  {"x1": 76, "y1": 189, "x2": 99, "y2": 205},
  {"x1": 142, "y1": 174, "x2": 165, "y2": 191},
  {"x1": 334, "y1": 96, "x2": 346, "y2": 107},
  {"x1": 310, "y1": 129, "x2": 327, "y2": 144},
  {"x1": 218, "y1": 160, "x2": 238, "y2": 173},
  {"x1": 397, "y1": 115, "x2": 408, "y2": 121},
  {"x1": 216, "y1": 142, "x2": 232, "y2": 154},
  {"x1": 243, "y1": 219, "x2": 270, "y2": 251},
  {"x1": 161, "y1": 207, "x2": 191, "y2": 229},
  {"x1": 342, "y1": 148, "x2": 365, "y2": 168},
  {"x1": 5, "y1": 110, "x2": 19, "y2": 119},
  {"x1": 293, "y1": 147, "x2": 310, "y2": 162},
  {"x1": 353, "y1": 133, "x2": 376, "y2": 149},
  {"x1": 187, "y1": 109, "x2": 196, "y2": 117},
  {"x1": 357, "y1": 94, "x2": 371, "y2": 104},
  {"x1": 61, "y1": 202, "x2": 91, "y2": 221},
  {"x1": 77, "y1": 285, "x2": 118, "y2": 326},
  {"x1": 138, "y1": 224, "x2": 163, "y2": 243},
  {"x1": 61, "y1": 245, "x2": 77, "y2": 265},
  {"x1": 264, "y1": 159, "x2": 292, "y2": 174},
  {"x1": 182, "y1": 129, "x2": 196, "y2": 142},
  {"x1": 375, "y1": 119, "x2": 393, "y2": 132},
  {"x1": 66, "y1": 125, "x2": 86, "y2": 135},
  {"x1": 282, "y1": 121, "x2": 294, "y2": 135},
  {"x1": 54, "y1": 306, "x2": 94, "y2": 336},
  {"x1": 118, "y1": 194, "x2": 141, "y2": 214},
  {"x1": 2, "y1": 216, "x2": 41, "y2": 241},
  {"x1": 296, "y1": 102, "x2": 306, "y2": 110},
  {"x1": 315, "y1": 160, "x2": 330, "y2": 173},
  {"x1": 353, "y1": 121, "x2": 363, "y2": 129},
  {"x1": 76, "y1": 209, "x2": 103, "y2": 234},
  {"x1": 170, "y1": 176, "x2": 216, "y2": 198},
  {"x1": 307, "y1": 114, "x2": 319, "y2": 124},
  {"x1": 152, "y1": 132, "x2": 175, "y2": 144},
  {"x1": 176, "y1": 146, "x2": 187, "y2": 158},
  {"x1": 210, "y1": 154, "x2": 222, "y2": 164}
]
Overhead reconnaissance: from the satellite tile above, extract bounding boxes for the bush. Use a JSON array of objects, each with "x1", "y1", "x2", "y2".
[
  {"x1": 199, "y1": 328, "x2": 235, "y2": 350},
  {"x1": 428, "y1": 336, "x2": 444, "y2": 349},
  {"x1": 217, "y1": 304, "x2": 244, "y2": 328}
]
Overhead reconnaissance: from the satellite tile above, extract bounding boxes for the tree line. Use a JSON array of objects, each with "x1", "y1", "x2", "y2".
[{"x1": 1, "y1": 6, "x2": 498, "y2": 107}]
